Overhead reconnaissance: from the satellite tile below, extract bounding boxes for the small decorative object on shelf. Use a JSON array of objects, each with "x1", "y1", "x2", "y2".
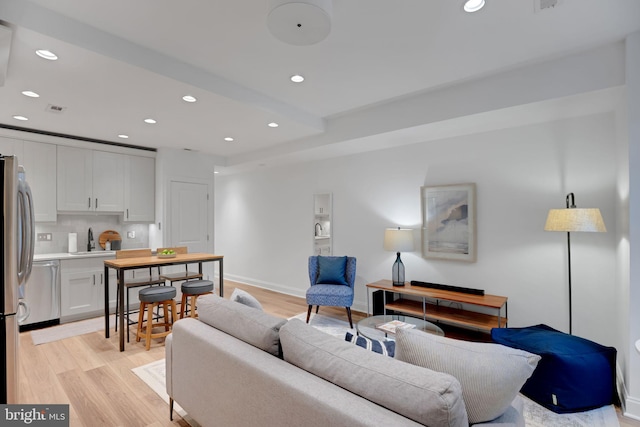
[{"x1": 375, "y1": 319, "x2": 416, "y2": 334}]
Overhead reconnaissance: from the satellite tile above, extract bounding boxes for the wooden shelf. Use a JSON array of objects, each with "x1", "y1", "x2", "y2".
[
  {"x1": 385, "y1": 299, "x2": 507, "y2": 332},
  {"x1": 367, "y1": 279, "x2": 508, "y2": 334}
]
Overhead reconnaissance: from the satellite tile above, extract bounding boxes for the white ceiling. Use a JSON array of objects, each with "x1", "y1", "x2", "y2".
[{"x1": 0, "y1": 0, "x2": 638, "y2": 172}]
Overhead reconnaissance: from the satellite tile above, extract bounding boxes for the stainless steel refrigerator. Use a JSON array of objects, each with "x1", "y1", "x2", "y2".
[{"x1": 0, "y1": 155, "x2": 34, "y2": 404}]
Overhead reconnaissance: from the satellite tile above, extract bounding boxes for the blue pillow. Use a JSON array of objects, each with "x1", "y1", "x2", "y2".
[
  {"x1": 345, "y1": 332, "x2": 395, "y2": 357},
  {"x1": 316, "y1": 256, "x2": 348, "y2": 285}
]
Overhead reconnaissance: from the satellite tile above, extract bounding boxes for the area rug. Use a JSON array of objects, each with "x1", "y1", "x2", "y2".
[
  {"x1": 288, "y1": 312, "x2": 356, "y2": 338},
  {"x1": 132, "y1": 359, "x2": 200, "y2": 427},
  {"x1": 521, "y1": 396, "x2": 619, "y2": 427},
  {"x1": 30, "y1": 315, "x2": 116, "y2": 345}
]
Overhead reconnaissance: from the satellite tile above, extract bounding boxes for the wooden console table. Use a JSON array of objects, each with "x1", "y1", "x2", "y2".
[{"x1": 365, "y1": 280, "x2": 508, "y2": 333}]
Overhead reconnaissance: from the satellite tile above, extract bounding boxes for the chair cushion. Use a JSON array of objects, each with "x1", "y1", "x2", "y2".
[
  {"x1": 491, "y1": 324, "x2": 617, "y2": 413},
  {"x1": 316, "y1": 256, "x2": 348, "y2": 285},
  {"x1": 181, "y1": 279, "x2": 214, "y2": 295},
  {"x1": 280, "y1": 319, "x2": 468, "y2": 427},
  {"x1": 138, "y1": 286, "x2": 177, "y2": 303},
  {"x1": 197, "y1": 294, "x2": 286, "y2": 356},
  {"x1": 395, "y1": 327, "x2": 540, "y2": 424},
  {"x1": 230, "y1": 288, "x2": 263, "y2": 310},
  {"x1": 345, "y1": 332, "x2": 395, "y2": 357},
  {"x1": 306, "y1": 284, "x2": 354, "y2": 307}
]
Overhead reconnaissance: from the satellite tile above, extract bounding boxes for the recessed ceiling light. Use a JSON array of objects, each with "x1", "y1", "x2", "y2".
[
  {"x1": 290, "y1": 74, "x2": 305, "y2": 83},
  {"x1": 463, "y1": 0, "x2": 485, "y2": 12},
  {"x1": 13, "y1": 115, "x2": 28, "y2": 121},
  {"x1": 35, "y1": 49, "x2": 58, "y2": 60},
  {"x1": 21, "y1": 90, "x2": 40, "y2": 98},
  {"x1": 214, "y1": 171, "x2": 220, "y2": 174},
  {"x1": 144, "y1": 118, "x2": 157, "y2": 124},
  {"x1": 182, "y1": 95, "x2": 197, "y2": 103},
  {"x1": 118, "y1": 134, "x2": 129, "y2": 139},
  {"x1": 267, "y1": 122, "x2": 279, "y2": 128},
  {"x1": 224, "y1": 137, "x2": 234, "y2": 142}
]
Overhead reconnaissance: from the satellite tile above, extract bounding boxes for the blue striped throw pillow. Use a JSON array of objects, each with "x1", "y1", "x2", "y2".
[{"x1": 345, "y1": 332, "x2": 395, "y2": 357}]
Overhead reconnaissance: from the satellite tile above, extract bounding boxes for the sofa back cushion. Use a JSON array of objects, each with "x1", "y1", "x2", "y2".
[
  {"x1": 197, "y1": 294, "x2": 286, "y2": 356},
  {"x1": 395, "y1": 328, "x2": 540, "y2": 424},
  {"x1": 280, "y1": 319, "x2": 468, "y2": 427}
]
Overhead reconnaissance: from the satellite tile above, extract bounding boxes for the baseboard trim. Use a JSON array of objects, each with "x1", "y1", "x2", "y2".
[
  {"x1": 222, "y1": 274, "x2": 368, "y2": 313},
  {"x1": 617, "y1": 360, "x2": 640, "y2": 420}
]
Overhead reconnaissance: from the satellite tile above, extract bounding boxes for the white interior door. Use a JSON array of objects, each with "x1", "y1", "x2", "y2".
[{"x1": 169, "y1": 180, "x2": 209, "y2": 253}]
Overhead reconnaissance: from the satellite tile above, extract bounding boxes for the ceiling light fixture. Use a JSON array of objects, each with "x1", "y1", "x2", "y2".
[
  {"x1": 35, "y1": 49, "x2": 58, "y2": 60},
  {"x1": 21, "y1": 90, "x2": 40, "y2": 98},
  {"x1": 463, "y1": 0, "x2": 485, "y2": 12},
  {"x1": 268, "y1": 122, "x2": 279, "y2": 128},
  {"x1": 13, "y1": 115, "x2": 28, "y2": 121},
  {"x1": 267, "y1": 0, "x2": 332, "y2": 46},
  {"x1": 182, "y1": 95, "x2": 197, "y2": 103},
  {"x1": 224, "y1": 137, "x2": 234, "y2": 142},
  {"x1": 290, "y1": 74, "x2": 305, "y2": 83},
  {"x1": 144, "y1": 118, "x2": 157, "y2": 124},
  {"x1": 118, "y1": 134, "x2": 129, "y2": 139}
]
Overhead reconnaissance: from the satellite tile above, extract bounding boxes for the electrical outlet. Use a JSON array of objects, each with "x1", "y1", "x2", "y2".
[
  {"x1": 37, "y1": 233, "x2": 52, "y2": 241},
  {"x1": 127, "y1": 231, "x2": 136, "y2": 239}
]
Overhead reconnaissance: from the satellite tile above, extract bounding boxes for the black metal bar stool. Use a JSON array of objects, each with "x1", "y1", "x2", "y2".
[
  {"x1": 180, "y1": 279, "x2": 214, "y2": 318},
  {"x1": 136, "y1": 286, "x2": 178, "y2": 350}
]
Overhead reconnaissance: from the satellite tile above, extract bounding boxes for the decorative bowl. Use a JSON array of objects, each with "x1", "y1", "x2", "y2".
[{"x1": 157, "y1": 253, "x2": 177, "y2": 259}]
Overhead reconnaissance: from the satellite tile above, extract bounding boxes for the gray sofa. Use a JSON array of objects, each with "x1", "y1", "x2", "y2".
[{"x1": 166, "y1": 295, "x2": 536, "y2": 427}]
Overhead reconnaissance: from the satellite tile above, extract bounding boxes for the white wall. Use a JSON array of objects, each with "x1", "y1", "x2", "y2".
[
  {"x1": 216, "y1": 112, "x2": 618, "y2": 348},
  {"x1": 623, "y1": 30, "x2": 640, "y2": 419}
]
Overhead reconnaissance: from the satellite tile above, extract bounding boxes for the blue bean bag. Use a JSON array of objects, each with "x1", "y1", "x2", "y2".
[{"x1": 491, "y1": 324, "x2": 617, "y2": 413}]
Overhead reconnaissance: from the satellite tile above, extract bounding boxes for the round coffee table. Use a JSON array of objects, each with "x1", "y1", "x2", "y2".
[{"x1": 357, "y1": 315, "x2": 444, "y2": 341}]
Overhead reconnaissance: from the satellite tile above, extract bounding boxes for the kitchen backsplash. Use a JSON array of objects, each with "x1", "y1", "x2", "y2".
[{"x1": 34, "y1": 214, "x2": 150, "y2": 254}]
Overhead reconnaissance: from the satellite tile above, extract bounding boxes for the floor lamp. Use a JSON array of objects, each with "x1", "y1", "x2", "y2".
[{"x1": 544, "y1": 193, "x2": 606, "y2": 335}]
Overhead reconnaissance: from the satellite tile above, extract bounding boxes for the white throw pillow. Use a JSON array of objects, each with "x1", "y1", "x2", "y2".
[
  {"x1": 230, "y1": 288, "x2": 263, "y2": 310},
  {"x1": 395, "y1": 328, "x2": 540, "y2": 424}
]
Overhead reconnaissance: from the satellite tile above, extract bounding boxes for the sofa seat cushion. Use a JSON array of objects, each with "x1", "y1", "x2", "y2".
[
  {"x1": 491, "y1": 324, "x2": 617, "y2": 413},
  {"x1": 280, "y1": 319, "x2": 468, "y2": 427},
  {"x1": 196, "y1": 294, "x2": 286, "y2": 356},
  {"x1": 395, "y1": 328, "x2": 540, "y2": 425}
]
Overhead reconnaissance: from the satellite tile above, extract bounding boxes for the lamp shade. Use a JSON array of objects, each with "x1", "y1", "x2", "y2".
[
  {"x1": 544, "y1": 208, "x2": 606, "y2": 233},
  {"x1": 383, "y1": 228, "x2": 415, "y2": 252}
]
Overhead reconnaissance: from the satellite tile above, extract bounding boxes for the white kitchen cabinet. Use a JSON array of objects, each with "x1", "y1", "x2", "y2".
[
  {"x1": 60, "y1": 257, "x2": 117, "y2": 322},
  {"x1": 124, "y1": 155, "x2": 155, "y2": 222},
  {"x1": 57, "y1": 146, "x2": 124, "y2": 212},
  {"x1": 0, "y1": 136, "x2": 23, "y2": 159},
  {"x1": 22, "y1": 141, "x2": 57, "y2": 222}
]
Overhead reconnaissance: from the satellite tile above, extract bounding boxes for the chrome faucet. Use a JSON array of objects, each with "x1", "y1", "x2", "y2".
[
  {"x1": 88, "y1": 227, "x2": 95, "y2": 251},
  {"x1": 314, "y1": 222, "x2": 323, "y2": 237}
]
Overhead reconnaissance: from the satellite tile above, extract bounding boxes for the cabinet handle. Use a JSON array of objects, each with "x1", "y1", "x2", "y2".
[
  {"x1": 95, "y1": 198, "x2": 98, "y2": 209},
  {"x1": 100, "y1": 274, "x2": 103, "y2": 285},
  {"x1": 93, "y1": 275, "x2": 96, "y2": 285},
  {"x1": 88, "y1": 197, "x2": 91, "y2": 209},
  {"x1": 126, "y1": 208, "x2": 129, "y2": 219}
]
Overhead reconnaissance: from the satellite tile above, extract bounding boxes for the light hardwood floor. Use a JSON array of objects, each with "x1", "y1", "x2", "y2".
[{"x1": 17, "y1": 280, "x2": 640, "y2": 427}]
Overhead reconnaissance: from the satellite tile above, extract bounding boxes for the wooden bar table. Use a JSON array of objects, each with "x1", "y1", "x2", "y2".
[{"x1": 104, "y1": 253, "x2": 224, "y2": 351}]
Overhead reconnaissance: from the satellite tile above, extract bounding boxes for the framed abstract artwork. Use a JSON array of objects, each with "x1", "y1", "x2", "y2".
[{"x1": 421, "y1": 183, "x2": 476, "y2": 262}]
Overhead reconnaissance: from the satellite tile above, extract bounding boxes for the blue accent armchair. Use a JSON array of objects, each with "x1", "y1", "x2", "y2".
[{"x1": 306, "y1": 256, "x2": 356, "y2": 328}]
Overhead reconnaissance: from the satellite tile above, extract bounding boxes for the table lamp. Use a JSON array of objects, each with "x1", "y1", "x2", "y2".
[
  {"x1": 544, "y1": 193, "x2": 606, "y2": 334},
  {"x1": 383, "y1": 227, "x2": 415, "y2": 286}
]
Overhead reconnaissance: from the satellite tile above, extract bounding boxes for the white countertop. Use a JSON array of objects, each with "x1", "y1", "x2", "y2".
[{"x1": 34, "y1": 251, "x2": 116, "y2": 261}]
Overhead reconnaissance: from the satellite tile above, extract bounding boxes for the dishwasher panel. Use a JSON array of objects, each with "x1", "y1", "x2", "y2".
[{"x1": 18, "y1": 259, "x2": 60, "y2": 331}]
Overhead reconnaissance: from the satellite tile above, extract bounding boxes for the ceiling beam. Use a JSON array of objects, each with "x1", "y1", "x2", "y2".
[{"x1": 0, "y1": 0, "x2": 325, "y2": 131}]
